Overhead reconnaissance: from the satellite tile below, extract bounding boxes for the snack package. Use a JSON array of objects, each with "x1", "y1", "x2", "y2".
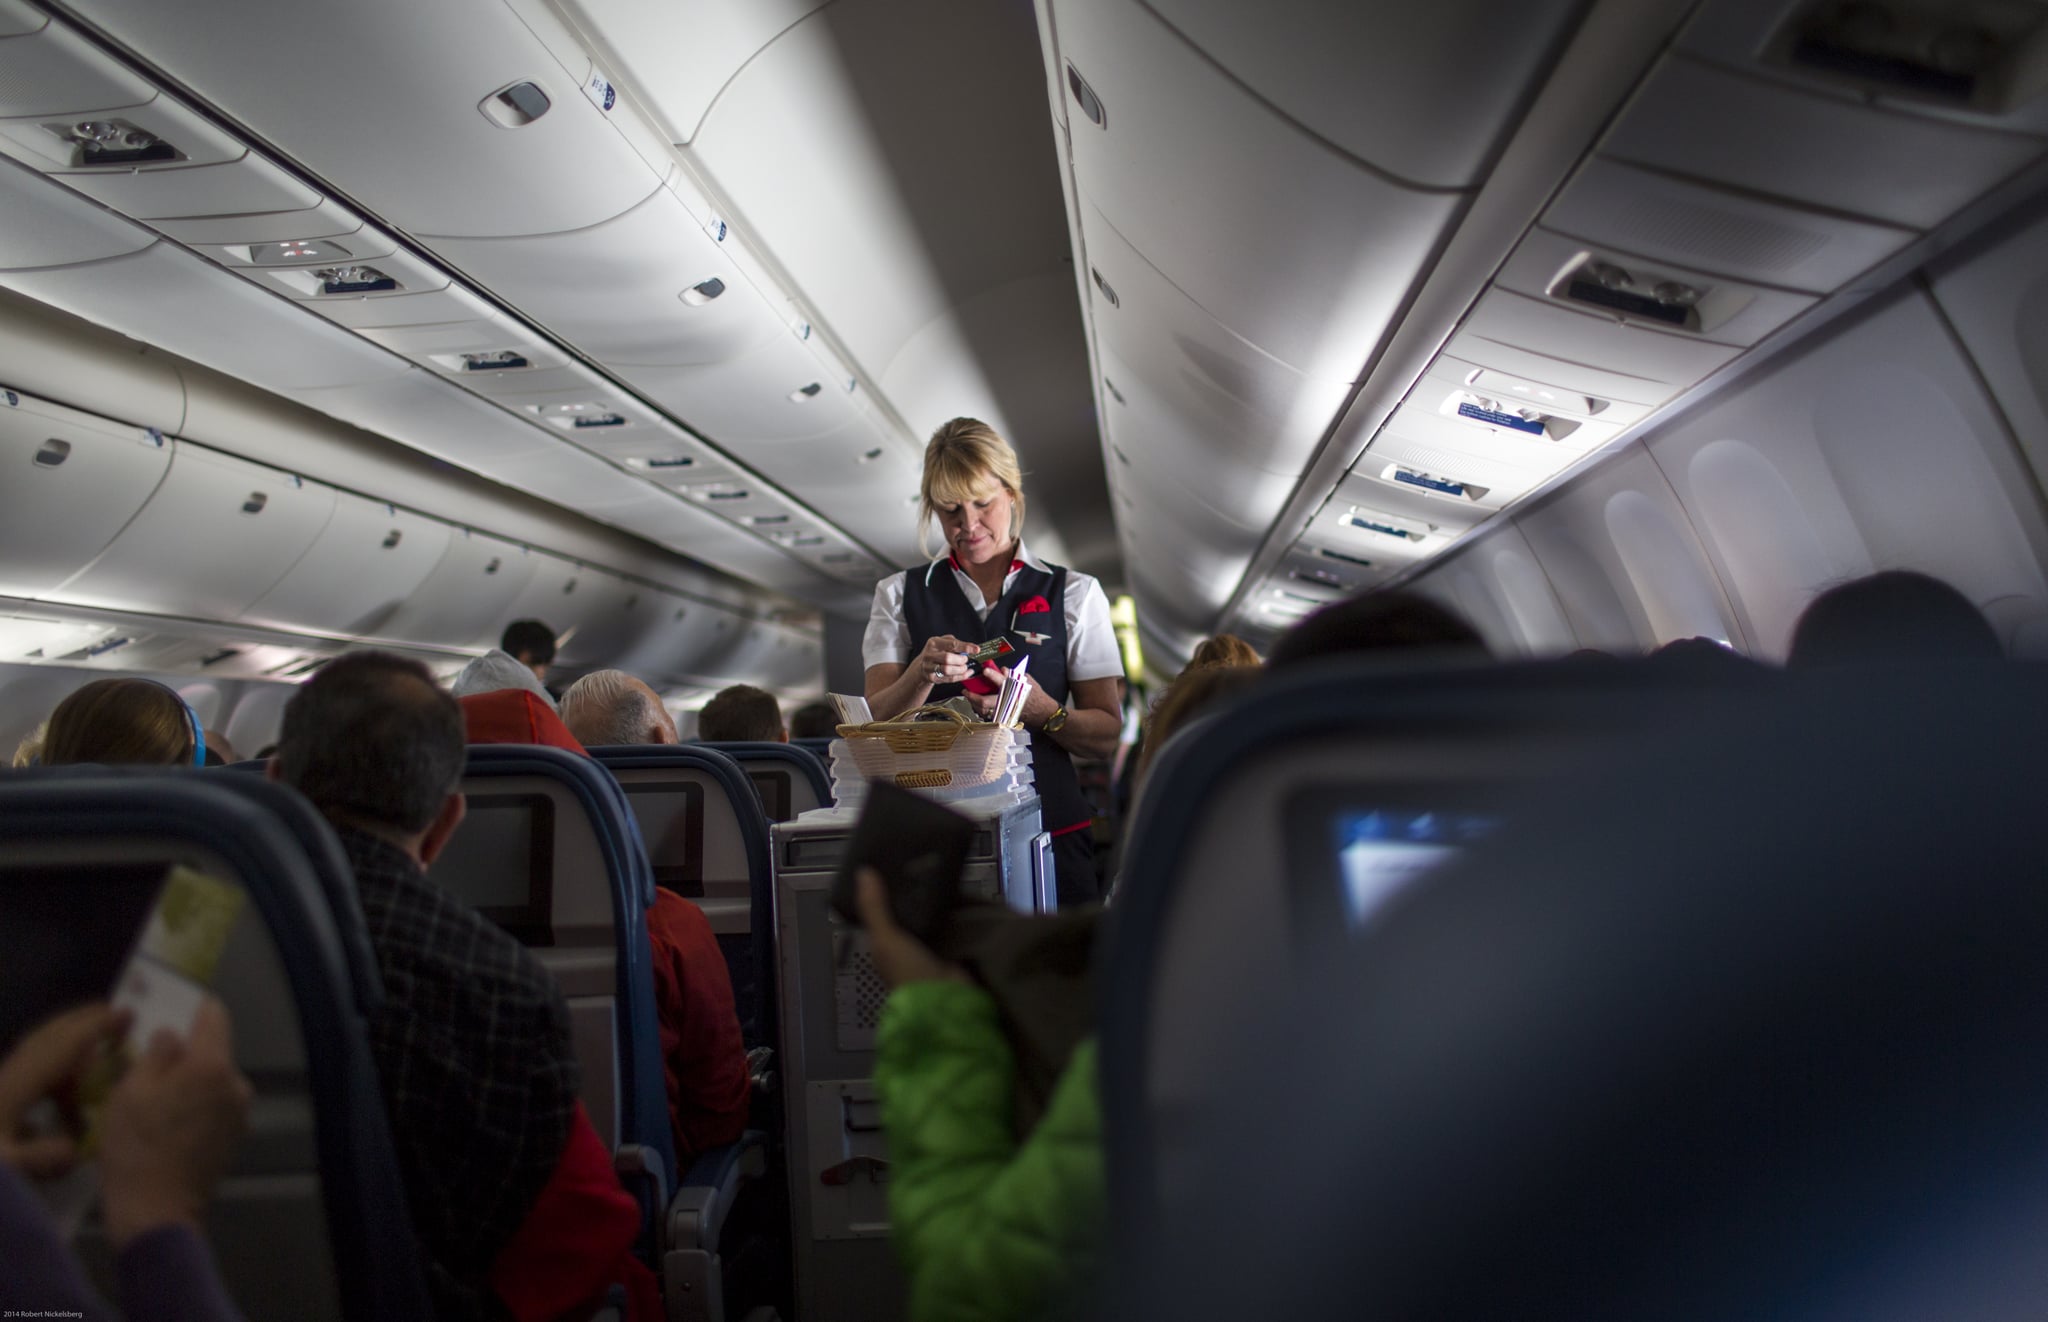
[{"x1": 38, "y1": 864, "x2": 244, "y2": 1236}]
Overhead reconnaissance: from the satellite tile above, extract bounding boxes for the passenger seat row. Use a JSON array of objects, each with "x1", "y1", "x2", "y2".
[{"x1": 0, "y1": 738, "x2": 830, "y2": 1322}]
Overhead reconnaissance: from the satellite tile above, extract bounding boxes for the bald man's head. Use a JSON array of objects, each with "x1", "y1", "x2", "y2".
[{"x1": 559, "y1": 669, "x2": 678, "y2": 747}]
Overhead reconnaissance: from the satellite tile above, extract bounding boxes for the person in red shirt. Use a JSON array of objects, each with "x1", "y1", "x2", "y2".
[{"x1": 475, "y1": 673, "x2": 753, "y2": 1162}]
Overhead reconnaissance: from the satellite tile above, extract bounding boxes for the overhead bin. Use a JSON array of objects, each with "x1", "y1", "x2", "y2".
[
  {"x1": 150, "y1": 197, "x2": 365, "y2": 247},
  {"x1": 289, "y1": 369, "x2": 561, "y2": 476},
  {"x1": 1543, "y1": 159, "x2": 1915, "y2": 295},
  {"x1": 61, "y1": 0, "x2": 666, "y2": 238},
  {"x1": 423, "y1": 182, "x2": 781, "y2": 368},
  {"x1": 1139, "y1": 0, "x2": 1583, "y2": 190},
  {"x1": 239, "y1": 493, "x2": 452, "y2": 638},
  {"x1": 374, "y1": 529, "x2": 539, "y2": 650},
  {"x1": 1600, "y1": 57, "x2": 2046, "y2": 231},
  {"x1": 53, "y1": 442, "x2": 336, "y2": 620},
  {"x1": 0, "y1": 392, "x2": 171, "y2": 599},
  {"x1": 0, "y1": 2, "x2": 45, "y2": 37},
  {"x1": 1051, "y1": 0, "x2": 1464, "y2": 382},
  {"x1": 1081, "y1": 205, "x2": 1353, "y2": 519},
  {"x1": 543, "y1": 567, "x2": 645, "y2": 669},
  {"x1": 0, "y1": 155, "x2": 154, "y2": 270},
  {"x1": 0, "y1": 243, "x2": 412, "y2": 393},
  {"x1": 1441, "y1": 333, "x2": 1678, "y2": 410},
  {"x1": 605, "y1": 589, "x2": 708, "y2": 682}
]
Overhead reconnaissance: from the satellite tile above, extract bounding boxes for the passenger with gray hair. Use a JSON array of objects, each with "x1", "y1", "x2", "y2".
[
  {"x1": 558, "y1": 669, "x2": 679, "y2": 748},
  {"x1": 555, "y1": 670, "x2": 750, "y2": 1163}
]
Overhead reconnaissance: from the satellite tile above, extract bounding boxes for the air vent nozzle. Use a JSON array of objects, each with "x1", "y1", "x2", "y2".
[
  {"x1": 46, "y1": 118, "x2": 181, "y2": 167},
  {"x1": 461, "y1": 350, "x2": 530, "y2": 372},
  {"x1": 318, "y1": 265, "x2": 399, "y2": 295}
]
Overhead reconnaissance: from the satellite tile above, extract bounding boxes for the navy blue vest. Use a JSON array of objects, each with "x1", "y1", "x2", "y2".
[{"x1": 899, "y1": 556, "x2": 1091, "y2": 834}]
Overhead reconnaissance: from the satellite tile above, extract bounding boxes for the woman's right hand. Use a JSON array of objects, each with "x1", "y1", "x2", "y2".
[{"x1": 913, "y1": 635, "x2": 976, "y2": 689}]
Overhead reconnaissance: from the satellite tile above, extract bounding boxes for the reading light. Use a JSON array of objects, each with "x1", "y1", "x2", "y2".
[
  {"x1": 1653, "y1": 280, "x2": 1702, "y2": 307},
  {"x1": 54, "y1": 118, "x2": 178, "y2": 166},
  {"x1": 680, "y1": 277, "x2": 726, "y2": 307},
  {"x1": 316, "y1": 265, "x2": 398, "y2": 294}
]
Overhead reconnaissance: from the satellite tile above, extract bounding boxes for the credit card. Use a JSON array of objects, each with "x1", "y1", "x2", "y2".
[{"x1": 968, "y1": 637, "x2": 1015, "y2": 663}]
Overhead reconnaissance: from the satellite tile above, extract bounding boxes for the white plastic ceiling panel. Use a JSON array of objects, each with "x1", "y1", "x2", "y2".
[
  {"x1": 1140, "y1": 0, "x2": 1583, "y2": 190},
  {"x1": 1601, "y1": 57, "x2": 2045, "y2": 231},
  {"x1": 373, "y1": 529, "x2": 540, "y2": 650},
  {"x1": 546, "y1": 568, "x2": 648, "y2": 669},
  {"x1": 239, "y1": 493, "x2": 453, "y2": 638},
  {"x1": 0, "y1": 243, "x2": 412, "y2": 392},
  {"x1": 287, "y1": 370, "x2": 560, "y2": 473},
  {"x1": 150, "y1": 198, "x2": 364, "y2": 246},
  {"x1": 602, "y1": 589, "x2": 704, "y2": 680},
  {"x1": 1461, "y1": 290, "x2": 1746, "y2": 391},
  {"x1": 0, "y1": 2, "x2": 45, "y2": 37},
  {"x1": 1511, "y1": 447, "x2": 1744, "y2": 651},
  {"x1": 615, "y1": 332, "x2": 863, "y2": 444},
  {"x1": 551, "y1": 0, "x2": 827, "y2": 144},
  {"x1": 307, "y1": 287, "x2": 485, "y2": 333},
  {"x1": 495, "y1": 550, "x2": 614, "y2": 652},
  {"x1": 0, "y1": 20, "x2": 151, "y2": 115},
  {"x1": 0, "y1": 156, "x2": 155, "y2": 269},
  {"x1": 63, "y1": 0, "x2": 665, "y2": 238},
  {"x1": 421, "y1": 181, "x2": 782, "y2": 368},
  {"x1": 1494, "y1": 227, "x2": 1820, "y2": 349},
  {"x1": 1052, "y1": 0, "x2": 1464, "y2": 383},
  {"x1": 1543, "y1": 159, "x2": 1916, "y2": 294},
  {"x1": 0, "y1": 392, "x2": 170, "y2": 598},
  {"x1": 1929, "y1": 216, "x2": 2048, "y2": 526},
  {"x1": 1649, "y1": 289, "x2": 2048, "y2": 658},
  {"x1": 50, "y1": 153, "x2": 320, "y2": 221},
  {"x1": 54, "y1": 442, "x2": 337, "y2": 619}
]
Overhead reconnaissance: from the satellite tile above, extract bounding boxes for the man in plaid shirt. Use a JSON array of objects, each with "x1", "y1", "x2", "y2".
[{"x1": 272, "y1": 651, "x2": 581, "y2": 1320}]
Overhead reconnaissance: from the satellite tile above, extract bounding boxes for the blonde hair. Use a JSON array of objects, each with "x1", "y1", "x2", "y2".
[
  {"x1": 1184, "y1": 634, "x2": 1261, "y2": 672},
  {"x1": 919, "y1": 417, "x2": 1025, "y2": 558}
]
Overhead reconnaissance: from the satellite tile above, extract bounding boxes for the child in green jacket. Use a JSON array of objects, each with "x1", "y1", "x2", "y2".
[{"x1": 855, "y1": 870, "x2": 1105, "y2": 1322}]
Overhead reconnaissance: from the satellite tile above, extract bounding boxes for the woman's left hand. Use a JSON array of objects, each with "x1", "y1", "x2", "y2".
[{"x1": 968, "y1": 663, "x2": 1052, "y2": 725}]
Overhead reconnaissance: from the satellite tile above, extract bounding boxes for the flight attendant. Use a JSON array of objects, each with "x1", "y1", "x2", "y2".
[{"x1": 864, "y1": 418, "x2": 1125, "y2": 906}]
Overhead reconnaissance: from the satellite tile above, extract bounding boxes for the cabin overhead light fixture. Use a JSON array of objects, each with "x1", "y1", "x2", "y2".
[
  {"x1": 680, "y1": 277, "x2": 726, "y2": 306},
  {"x1": 316, "y1": 265, "x2": 399, "y2": 294},
  {"x1": 1550, "y1": 252, "x2": 1723, "y2": 332},
  {"x1": 1462, "y1": 367, "x2": 1604, "y2": 417},
  {"x1": 48, "y1": 118, "x2": 180, "y2": 166}
]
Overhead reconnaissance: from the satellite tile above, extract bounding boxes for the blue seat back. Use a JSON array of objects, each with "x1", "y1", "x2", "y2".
[
  {"x1": 1107, "y1": 656, "x2": 1773, "y2": 1259},
  {"x1": 1127, "y1": 662, "x2": 2048, "y2": 1319},
  {"x1": 791, "y1": 736, "x2": 835, "y2": 764},
  {"x1": 431, "y1": 746, "x2": 674, "y2": 1199},
  {"x1": 587, "y1": 744, "x2": 777, "y2": 1055},
  {"x1": 702, "y1": 740, "x2": 831, "y2": 822},
  {"x1": 0, "y1": 767, "x2": 433, "y2": 1322}
]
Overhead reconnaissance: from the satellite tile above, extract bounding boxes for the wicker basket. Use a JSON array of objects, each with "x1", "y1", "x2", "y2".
[{"x1": 836, "y1": 706, "x2": 1019, "y2": 789}]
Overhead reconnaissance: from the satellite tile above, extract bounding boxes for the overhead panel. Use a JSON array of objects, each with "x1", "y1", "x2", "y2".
[
  {"x1": 0, "y1": 243, "x2": 412, "y2": 392},
  {"x1": 1141, "y1": 0, "x2": 1585, "y2": 190},
  {"x1": 1542, "y1": 159, "x2": 1917, "y2": 295},
  {"x1": 0, "y1": 154, "x2": 155, "y2": 270},
  {"x1": 1601, "y1": 57, "x2": 2045, "y2": 231},
  {"x1": 420, "y1": 181, "x2": 781, "y2": 368},
  {"x1": 54, "y1": 442, "x2": 337, "y2": 620},
  {"x1": 0, "y1": 391, "x2": 171, "y2": 599},
  {"x1": 60, "y1": 0, "x2": 665, "y2": 238}
]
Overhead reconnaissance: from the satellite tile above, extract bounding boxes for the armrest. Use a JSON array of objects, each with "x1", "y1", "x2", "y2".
[
  {"x1": 666, "y1": 1130, "x2": 768, "y2": 1253},
  {"x1": 614, "y1": 1142, "x2": 670, "y2": 1249}
]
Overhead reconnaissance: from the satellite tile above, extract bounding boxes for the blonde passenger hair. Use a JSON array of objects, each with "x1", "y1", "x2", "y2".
[{"x1": 919, "y1": 417, "x2": 1026, "y2": 558}]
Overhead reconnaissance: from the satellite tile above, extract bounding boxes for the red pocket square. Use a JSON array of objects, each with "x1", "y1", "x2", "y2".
[{"x1": 1018, "y1": 595, "x2": 1052, "y2": 614}]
